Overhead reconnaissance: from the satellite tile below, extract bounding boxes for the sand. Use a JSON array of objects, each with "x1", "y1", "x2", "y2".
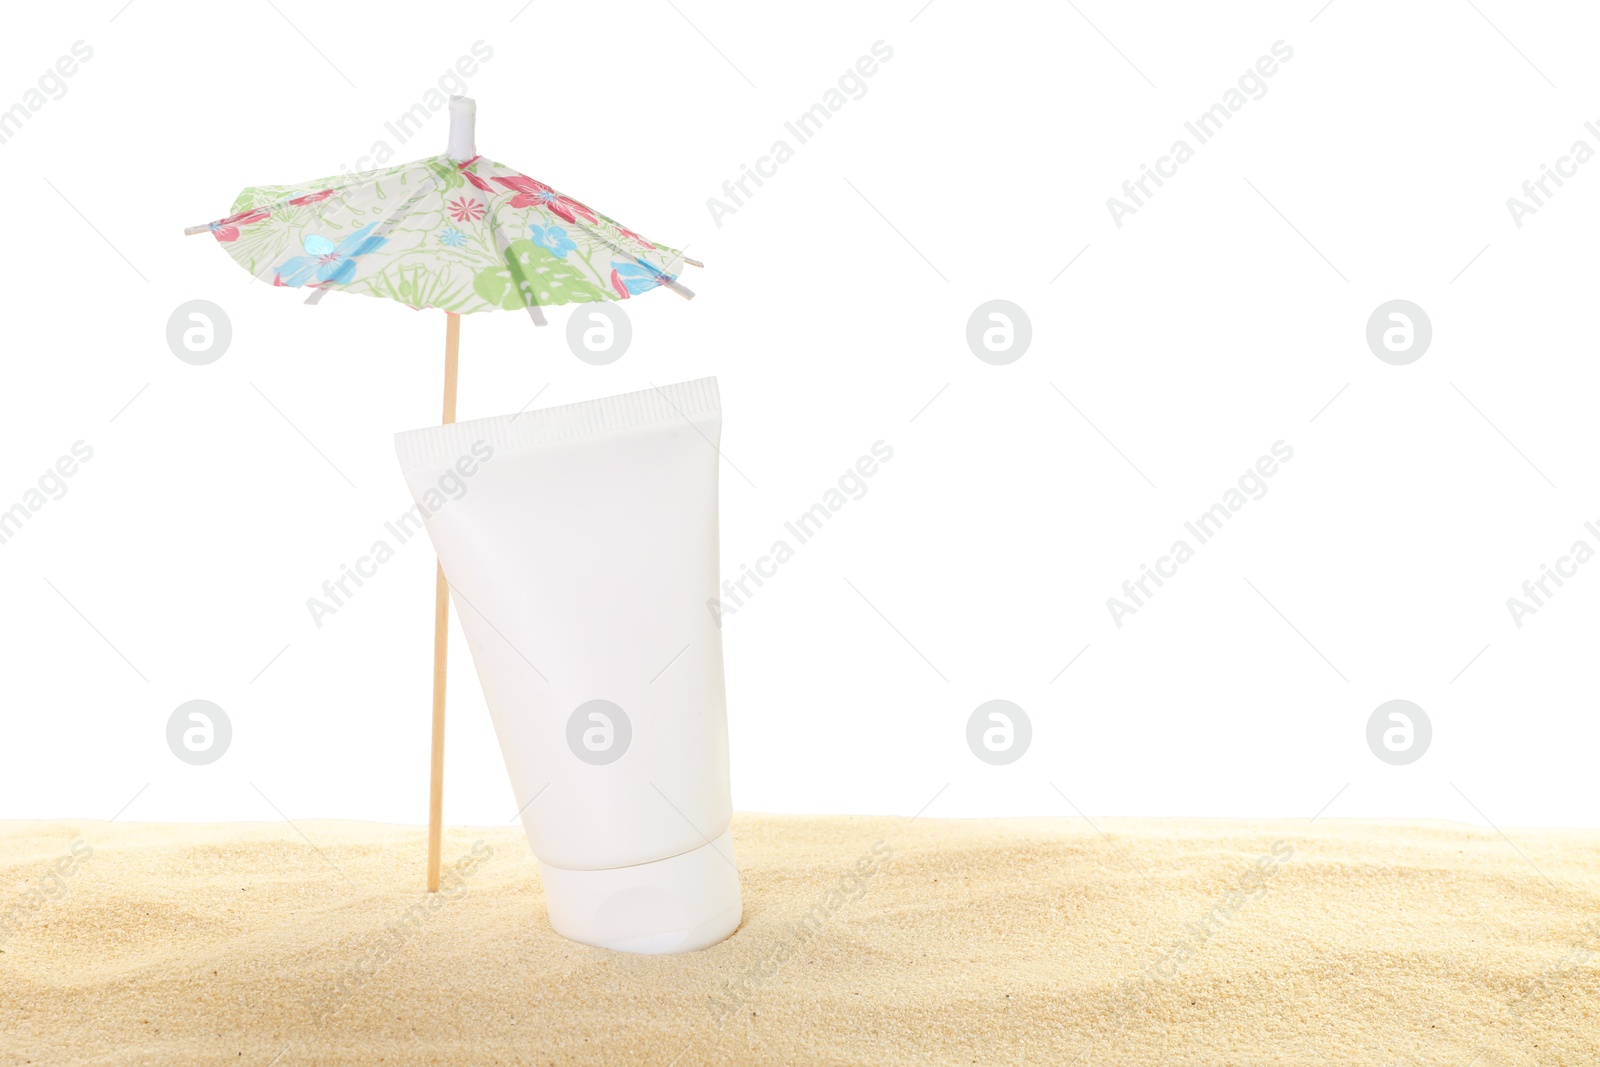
[{"x1": 2, "y1": 814, "x2": 1598, "y2": 1065}]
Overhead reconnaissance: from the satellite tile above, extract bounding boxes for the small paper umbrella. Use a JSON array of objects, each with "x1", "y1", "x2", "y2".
[
  {"x1": 186, "y1": 97, "x2": 700, "y2": 891},
  {"x1": 188, "y1": 98, "x2": 697, "y2": 320}
]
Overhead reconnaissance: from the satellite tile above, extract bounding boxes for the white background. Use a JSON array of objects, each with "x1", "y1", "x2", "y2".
[{"x1": 2, "y1": 0, "x2": 1596, "y2": 831}]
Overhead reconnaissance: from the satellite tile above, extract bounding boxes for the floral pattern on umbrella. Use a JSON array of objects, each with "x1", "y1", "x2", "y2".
[{"x1": 202, "y1": 155, "x2": 687, "y2": 314}]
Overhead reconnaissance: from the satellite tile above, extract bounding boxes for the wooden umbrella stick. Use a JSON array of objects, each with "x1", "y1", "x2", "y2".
[{"x1": 427, "y1": 312, "x2": 462, "y2": 892}]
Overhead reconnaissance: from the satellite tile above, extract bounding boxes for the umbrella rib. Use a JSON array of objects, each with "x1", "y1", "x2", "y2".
[
  {"x1": 303, "y1": 176, "x2": 441, "y2": 305},
  {"x1": 189, "y1": 157, "x2": 444, "y2": 233},
  {"x1": 240, "y1": 159, "x2": 438, "y2": 287},
  {"x1": 486, "y1": 210, "x2": 548, "y2": 327},
  {"x1": 566, "y1": 220, "x2": 697, "y2": 301},
  {"x1": 572, "y1": 222, "x2": 689, "y2": 278}
]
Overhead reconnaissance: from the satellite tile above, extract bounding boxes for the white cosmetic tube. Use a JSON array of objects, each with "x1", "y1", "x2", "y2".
[{"x1": 394, "y1": 378, "x2": 740, "y2": 954}]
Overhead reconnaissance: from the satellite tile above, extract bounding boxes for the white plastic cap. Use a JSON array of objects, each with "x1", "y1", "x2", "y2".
[
  {"x1": 447, "y1": 96, "x2": 477, "y2": 161},
  {"x1": 538, "y1": 830, "x2": 742, "y2": 954}
]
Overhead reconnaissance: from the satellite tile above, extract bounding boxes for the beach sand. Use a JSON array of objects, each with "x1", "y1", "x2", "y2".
[{"x1": 2, "y1": 814, "x2": 1598, "y2": 1065}]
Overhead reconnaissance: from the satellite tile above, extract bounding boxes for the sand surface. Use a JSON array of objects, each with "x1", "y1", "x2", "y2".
[{"x1": 2, "y1": 814, "x2": 1599, "y2": 1065}]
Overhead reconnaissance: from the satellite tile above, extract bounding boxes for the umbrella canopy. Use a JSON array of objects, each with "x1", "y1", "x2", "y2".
[{"x1": 187, "y1": 126, "x2": 694, "y2": 323}]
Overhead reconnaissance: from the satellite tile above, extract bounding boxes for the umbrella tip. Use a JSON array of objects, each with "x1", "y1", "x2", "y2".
[{"x1": 447, "y1": 97, "x2": 477, "y2": 162}]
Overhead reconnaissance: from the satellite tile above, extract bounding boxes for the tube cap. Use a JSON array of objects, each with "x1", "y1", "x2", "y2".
[{"x1": 538, "y1": 829, "x2": 742, "y2": 954}]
